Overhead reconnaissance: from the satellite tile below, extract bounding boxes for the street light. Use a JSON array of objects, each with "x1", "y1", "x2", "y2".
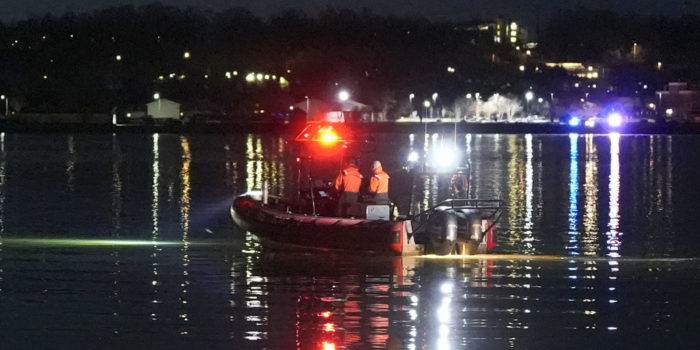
[
  {"x1": 422, "y1": 100, "x2": 430, "y2": 122},
  {"x1": 0, "y1": 95, "x2": 7, "y2": 117},
  {"x1": 153, "y1": 93, "x2": 161, "y2": 117},
  {"x1": 525, "y1": 91, "x2": 534, "y2": 116},
  {"x1": 338, "y1": 90, "x2": 350, "y2": 102},
  {"x1": 525, "y1": 91, "x2": 534, "y2": 102},
  {"x1": 431, "y1": 93, "x2": 438, "y2": 118}
]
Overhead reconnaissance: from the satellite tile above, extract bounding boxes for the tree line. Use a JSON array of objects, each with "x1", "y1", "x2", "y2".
[{"x1": 0, "y1": 4, "x2": 697, "y2": 118}]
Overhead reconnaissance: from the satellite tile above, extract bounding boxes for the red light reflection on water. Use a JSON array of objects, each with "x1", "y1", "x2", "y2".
[{"x1": 321, "y1": 340, "x2": 336, "y2": 350}]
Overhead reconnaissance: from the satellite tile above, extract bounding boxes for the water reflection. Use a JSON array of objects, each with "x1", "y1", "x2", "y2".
[
  {"x1": 582, "y1": 134, "x2": 599, "y2": 256},
  {"x1": 179, "y1": 136, "x2": 191, "y2": 334},
  {"x1": 0, "y1": 134, "x2": 696, "y2": 349},
  {"x1": 151, "y1": 133, "x2": 161, "y2": 320},
  {"x1": 606, "y1": 133, "x2": 622, "y2": 258},
  {"x1": 567, "y1": 134, "x2": 579, "y2": 255},
  {"x1": 66, "y1": 135, "x2": 76, "y2": 192}
]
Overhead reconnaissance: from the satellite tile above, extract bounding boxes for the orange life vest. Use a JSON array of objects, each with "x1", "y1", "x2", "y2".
[
  {"x1": 334, "y1": 166, "x2": 363, "y2": 193},
  {"x1": 369, "y1": 166, "x2": 390, "y2": 194}
]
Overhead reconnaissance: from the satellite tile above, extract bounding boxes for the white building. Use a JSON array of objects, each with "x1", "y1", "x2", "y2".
[{"x1": 146, "y1": 98, "x2": 181, "y2": 120}]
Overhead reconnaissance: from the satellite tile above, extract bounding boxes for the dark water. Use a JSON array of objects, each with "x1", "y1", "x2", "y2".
[{"x1": 0, "y1": 132, "x2": 698, "y2": 349}]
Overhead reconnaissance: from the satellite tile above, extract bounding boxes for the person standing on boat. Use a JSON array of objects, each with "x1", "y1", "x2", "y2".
[
  {"x1": 368, "y1": 160, "x2": 390, "y2": 205},
  {"x1": 334, "y1": 159, "x2": 363, "y2": 217}
]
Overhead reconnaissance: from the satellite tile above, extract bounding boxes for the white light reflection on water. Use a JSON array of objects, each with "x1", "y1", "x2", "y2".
[
  {"x1": 606, "y1": 133, "x2": 622, "y2": 258},
  {"x1": 606, "y1": 133, "x2": 621, "y2": 333},
  {"x1": 523, "y1": 134, "x2": 534, "y2": 245},
  {"x1": 111, "y1": 134, "x2": 122, "y2": 236},
  {"x1": 436, "y1": 279, "x2": 454, "y2": 350},
  {"x1": 151, "y1": 133, "x2": 161, "y2": 320},
  {"x1": 567, "y1": 134, "x2": 579, "y2": 255},
  {"x1": 582, "y1": 134, "x2": 599, "y2": 255}
]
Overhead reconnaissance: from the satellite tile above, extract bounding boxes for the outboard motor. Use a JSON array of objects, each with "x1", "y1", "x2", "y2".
[
  {"x1": 425, "y1": 210, "x2": 458, "y2": 255},
  {"x1": 455, "y1": 214, "x2": 483, "y2": 255}
]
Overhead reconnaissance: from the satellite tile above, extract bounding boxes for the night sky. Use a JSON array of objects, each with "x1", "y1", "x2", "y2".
[{"x1": 0, "y1": 0, "x2": 694, "y2": 26}]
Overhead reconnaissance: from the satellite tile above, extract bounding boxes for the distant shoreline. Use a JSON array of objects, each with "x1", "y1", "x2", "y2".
[{"x1": 1, "y1": 120, "x2": 700, "y2": 135}]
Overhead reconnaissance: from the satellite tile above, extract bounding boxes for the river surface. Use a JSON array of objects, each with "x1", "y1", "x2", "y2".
[{"x1": 0, "y1": 132, "x2": 698, "y2": 349}]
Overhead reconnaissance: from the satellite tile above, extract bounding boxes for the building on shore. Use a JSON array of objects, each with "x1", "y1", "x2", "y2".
[
  {"x1": 146, "y1": 98, "x2": 181, "y2": 122},
  {"x1": 656, "y1": 82, "x2": 700, "y2": 122}
]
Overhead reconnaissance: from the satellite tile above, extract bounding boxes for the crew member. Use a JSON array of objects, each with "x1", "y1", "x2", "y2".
[
  {"x1": 334, "y1": 159, "x2": 363, "y2": 217},
  {"x1": 368, "y1": 160, "x2": 390, "y2": 205}
]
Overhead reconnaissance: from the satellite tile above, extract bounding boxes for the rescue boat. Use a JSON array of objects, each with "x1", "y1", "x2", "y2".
[{"x1": 230, "y1": 121, "x2": 504, "y2": 256}]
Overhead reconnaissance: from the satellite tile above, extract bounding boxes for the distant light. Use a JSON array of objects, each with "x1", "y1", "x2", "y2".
[
  {"x1": 183, "y1": 51, "x2": 190, "y2": 59},
  {"x1": 115, "y1": 55, "x2": 122, "y2": 61},
  {"x1": 204, "y1": 74, "x2": 208, "y2": 79},
  {"x1": 407, "y1": 151, "x2": 419, "y2": 162},
  {"x1": 279, "y1": 76, "x2": 289, "y2": 88},
  {"x1": 537, "y1": 97, "x2": 543, "y2": 103},
  {"x1": 289, "y1": 106, "x2": 294, "y2": 110},
  {"x1": 432, "y1": 147, "x2": 458, "y2": 170},
  {"x1": 568, "y1": 116, "x2": 581, "y2": 126},
  {"x1": 153, "y1": 93, "x2": 160, "y2": 100},
  {"x1": 338, "y1": 90, "x2": 350, "y2": 101},
  {"x1": 447, "y1": 66, "x2": 455, "y2": 73},
  {"x1": 608, "y1": 112, "x2": 623, "y2": 127},
  {"x1": 320, "y1": 131, "x2": 339, "y2": 144},
  {"x1": 432, "y1": 92, "x2": 438, "y2": 102},
  {"x1": 245, "y1": 73, "x2": 255, "y2": 82},
  {"x1": 423, "y1": 100, "x2": 431, "y2": 108},
  {"x1": 233, "y1": 71, "x2": 238, "y2": 76},
  {"x1": 510, "y1": 22, "x2": 518, "y2": 30},
  {"x1": 322, "y1": 341, "x2": 336, "y2": 350},
  {"x1": 225, "y1": 72, "x2": 232, "y2": 79},
  {"x1": 264, "y1": 74, "x2": 270, "y2": 80},
  {"x1": 643, "y1": 84, "x2": 648, "y2": 89},
  {"x1": 665, "y1": 108, "x2": 673, "y2": 117},
  {"x1": 440, "y1": 281, "x2": 454, "y2": 294},
  {"x1": 43, "y1": 75, "x2": 48, "y2": 80},
  {"x1": 526, "y1": 49, "x2": 531, "y2": 55},
  {"x1": 323, "y1": 323, "x2": 336, "y2": 332},
  {"x1": 126, "y1": 112, "x2": 132, "y2": 118},
  {"x1": 648, "y1": 103, "x2": 656, "y2": 110},
  {"x1": 0, "y1": 95, "x2": 4, "y2": 100},
  {"x1": 657, "y1": 62, "x2": 662, "y2": 70},
  {"x1": 574, "y1": 82, "x2": 580, "y2": 88},
  {"x1": 585, "y1": 119, "x2": 596, "y2": 128},
  {"x1": 525, "y1": 91, "x2": 534, "y2": 101},
  {"x1": 519, "y1": 65, "x2": 525, "y2": 72},
  {"x1": 466, "y1": 93, "x2": 472, "y2": 99},
  {"x1": 256, "y1": 73, "x2": 263, "y2": 81}
]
